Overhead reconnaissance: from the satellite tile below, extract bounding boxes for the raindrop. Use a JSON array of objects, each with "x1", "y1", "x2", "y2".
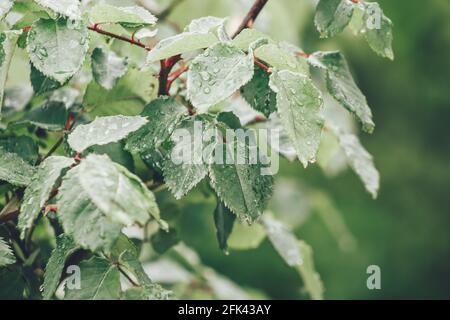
[{"x1": 203, "y1": 87, "x2": 211, "y2": 94}]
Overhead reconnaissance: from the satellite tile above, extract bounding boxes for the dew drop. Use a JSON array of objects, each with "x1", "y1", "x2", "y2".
[{"x1": 203, "y1": 87, "x2": 211, "y2": 94}]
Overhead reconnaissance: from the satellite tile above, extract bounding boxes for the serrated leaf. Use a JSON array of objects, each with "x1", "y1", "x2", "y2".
[
  {"x1": 147, "y1": 32, "x2": 219, "y2": 63},
  {"x1": 42, "y1": 234, "x2": 79, "y2": 300},
  {"x1": 18, "y1": 101, "x2": 68, "y2": 131},
  {"x1": 314, "y1": 0, "x2": 354, "y2": 38},
  {"x1": 263, "y1": 114, "x2": 297, "y2": 162},
  {"x1": 232, "y1": 29, "x2": 273, "y2": 51},
  {"x1": 255, "y1": 43, "x2": 309, "y2": 75},
  {"x1": 0, "y1": 0, "x2": 13, "y2": 21},
  {"x1": 30, "y1": 64, "x2": 63, "y2": 94},
  {"x1": 162, "y1": 117, "x2": 210, "y2": 199},
  {"x1": 91, "y1": 48, "x2": 128, "y2": 90},
  {"x1": 90, "y1": 4, "x2": 157, "y2": 28},
  {"x1": 0, "y1": 237, "x2": 15, "y2": 267},
  {"x1": 269, "y1": 70, "x2": 324, "y2": 167},
  {"x1": 261, "y1": 215, "x2": 303, "y2": 266},
  {"x1": 362, "y1": 3, "x2": 394, "y2": 60},
  {"x1": 33, "y1": 0, "x2": 81, "y2": 20},
  {"x1": 1, "y1": 31, "x2": 20, "y2": 117},
  {"x1": 68, "y1": 115, "x2": 148, "y2": 152},
  {"x1": 126, "y1": 97, "x2": 187, "y2": 155},
  {"x1": 0, "y1": 136, "x2": 39, "y2": 164},
  {"x1": 297, "y1": 241, "x2": 324, "y2": 300},
  {"x1": 213, "y1": 200, "x2": 236, "y2": 252},
  {"x1": 187, "y1": 42, "x2": 254, "y2": 113},
  {"x1": 0, "y1": 147, "x2": 36, "y2": 186},
  {"x1": 27, "y1": 18, "x2": 89, "y2": 84},
  {"x1": 311, "y1": 51, "x2": 375, "y2": 133},
  {"x1": 84, "y1": 68, "x2": 157, "y2": 117},
  {"x1": 209, "y1": 139, "x2": 273, "y2": 223},
  {"x1": 65, "y1": 256, "x2": 121, "y2": 300},
  {"x1": 332, "y1": 127, "x2": 379, "y2": 198},
  {"x1": 19, "y1": 156, "x2": 75, "y2": 239},
  {"x1": 240, "y1": 64, "x2": 276, "y2": 117}
]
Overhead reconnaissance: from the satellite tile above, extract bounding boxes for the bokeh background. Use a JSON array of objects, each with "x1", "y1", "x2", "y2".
[{"x1": 145, "y1": 0, "x2": 450, "y2": 299}]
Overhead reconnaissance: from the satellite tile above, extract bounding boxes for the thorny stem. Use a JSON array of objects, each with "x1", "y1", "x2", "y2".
[{"x1": 231, "y1": 0, "x2": 270, "y2": 39}]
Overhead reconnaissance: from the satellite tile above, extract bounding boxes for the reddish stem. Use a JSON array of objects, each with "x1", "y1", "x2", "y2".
[
  {"x1": 88, "y1": 24, "x2": 150, "y2": 50},
  {"x1": 254, "y1": 58, "x2": 271, "y2": 73}
]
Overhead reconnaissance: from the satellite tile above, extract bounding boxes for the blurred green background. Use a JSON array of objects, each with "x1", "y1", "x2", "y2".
[{"x1": 154, "y1": 0, "x2": 450, "y2": 299}]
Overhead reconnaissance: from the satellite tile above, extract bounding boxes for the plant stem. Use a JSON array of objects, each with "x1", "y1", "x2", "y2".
[
  {"x1": 232, "y1": 0, "x2": 270, "y2": 39},
  {"x1": 88, "y1": 24, "x2": 150, "y2": 50}
]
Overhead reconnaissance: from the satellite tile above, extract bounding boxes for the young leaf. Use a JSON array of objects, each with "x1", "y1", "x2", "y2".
[
  {"x1": 33, "y1": 0, "x2": 82, "y2": 20},
  {"x1": 240, "y1": 64, "x2": 277, "y2": 117},
  {"x1": 65, "y1": 256, "x2": 121, "y2": 300},
  {"x1": 68, "y1": 115, "x2": 148, "y2": 152},
  {"x1": 91, "y1": 48, "x2": 128, "y2": 91},
  {"x1": 0, "y1": 147, "x2": 36, "y2": 186},
  {"x1": 332, "y1": 127, "x2": 380, "y2": 198},
  {"x1": 361, "y1": 3, "x2": 394, "y2": 60},
  {"x1": 17, "y1": 101, "x2": 68, "y2": 131},
  {"x1": 0, "y1": 237, "x2": 15, "y2": 267},
  {"x1": 18, "y1": 156, "x2": 75, "y2": 239},
  {"x1": 126, "y1": 97, "x2": 187, "y2": 155},
  {"x1": 213, "y1": 200, "x2": 236, "y2": 252},
  {"x1": 42, "y1": 234, "x2": 80, "y2": 300},
  {"x1": 0, "y1": 0, "x2": 13, "y2": 22},
  {"x1": 0, "y1": 31, "x2": 20, "y2": 116},
  {"x1": 209, "y1": 140, "x2": 273, "y2": 223},
  {"x1": 297, "y1": 241, "x2": 324, "y2": 300},
  {"x1": 27, "y1": 18, "x2": 89, "y2": 84},
  {"x1": 269, "y1": 70, "x2": 324, "y2": 167},
  {"x1": 89, "y1": 4, "x2": 157, "y2": 28},
  {"x1": 187, "y1": 42, "x2": 254, "y2": 113},
  {"x1": 310, "y1": 51, "x2": 375, "y2": 133},
  {"x1": 314, "y1": 0, "x2": 354, "y2": 38}
]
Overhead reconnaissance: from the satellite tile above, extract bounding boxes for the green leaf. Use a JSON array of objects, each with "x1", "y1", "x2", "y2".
[
  {"x1": 126, "y1": 97, "x2": 187, "y2": 155},
  {"x1": 19, "y1": 156, "x2": 75, "y2": 239},
  {"x1": 18, "y1": 101, "x2": 68, "y2": 131},
  {"x1": 255, "y1": 43, "x2": 309, "y2": 75},
  {"x1": 33, "y1": 0, "x2": 82, "y2": 20},
  {"x1": 151, "y1": 229, "x2": 180, "y2": 254},
  {"x1": 269, "y1": 70, "x2": 324, "y2": 167},
  {"x1": 42, "y1": 234, "x2": 80, "y2": 300},
  {"x1": 88, "y1": 142, "x2": 134, "y2": 172},
  {"x1": 187, "y1": 42, "x2": 254, "y2": 113},
  {"x1": 297, "y1": 241, "x2": 324, "y2": 300},
  {"x1": 65, "y1": 256, "x2": 121, "y2": 300},
  {"x1": 83, "y1": 68, "x2": 157, "y2": 117},
  {"x1": 332, "y1": 127, "x2": 380, "y2": 198},
  {"x1": 89, "y1": 4, "x2": 157, "y2": 28},
  {"x1": 162, "y1": 117, "x2": 210, "y2": 199},
  {"x1": 362, "y1": 3, "x2": 394, "y2": 60},
  {"x1": 27, "y1": 18, "x2": 89, "y2": 84},
  {"x1": 91, "y1": 48, "x2": 128, "y2": 90},
  {"x1": 0, "y1": 0, "x2": 13, "y2": 21},
  {"x1": 147, "y1": 32, "x2": 219, "y2": 63},
  {"x1": 209, "y1": 139, "x2": 273, "y2": 223},
  {"x1": 0, "y1": 147, "x2": 36, "y2": 186},
  {"x1": 227, "y1": 222, "x2": 266, "y2": 250},
  {"x1": 240, "y1": 64, "x2": 277, "y2": 117},
  {"x1": 232, "y1": 29, "x2": 274, "y2": 51},
  {"x1": 0, "y1": 136, "x2": 39, "y2": 164},
  {"x1": 310, "y1": 51, "x2": 375, "y2": 133},
  {"x1": 62, "y1": 154, "x2": 162, "y2": 227},
  {"x1": 213, "y1": 200, "x2": 236, "y2": 252},
  {"x1": 68, "y1": 115, "x2": 148, "y2": 152},
  {"x1": 30, "y1": 64, "x2": 63, "y2": 95},
  {"x1": 186, "y1": 16, "x2": 225, "y2": 33},
  {"x1": 1, "y1": 31, "x2": 20, "y2": 117},
  {"x1": 0, "y1": 237, "x2": 15, "y2": 267},
  {"x1": 314, "y1": 0, "x2": 354, "y2": 38},
  {"x1": 261, "y1": 215, "x2": 303, "y2": 266}
]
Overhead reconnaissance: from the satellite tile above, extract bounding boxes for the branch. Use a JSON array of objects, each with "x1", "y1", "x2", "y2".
[
  {"x1": 88, "y1": 24, "x2": 150, "y2": 51},
  {"x1": 232, "y1": 0, "x2": 270, "y2": 39}
]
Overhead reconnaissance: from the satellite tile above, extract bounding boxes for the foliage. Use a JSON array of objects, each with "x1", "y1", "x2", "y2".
[{"x1": 0, "y1": 0, "x2": 393, "y2": 300}]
